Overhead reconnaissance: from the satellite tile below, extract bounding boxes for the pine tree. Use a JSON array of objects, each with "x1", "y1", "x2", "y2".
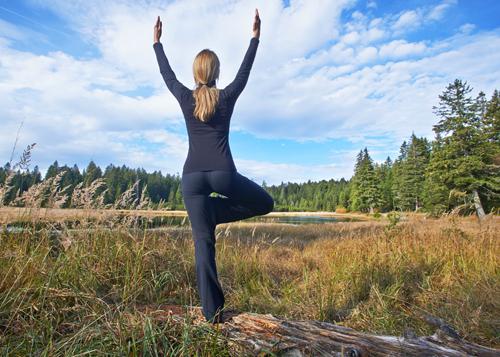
[
  {"x1": 423, "y1": 133, "x2": 450, "y2": 213},
  {"x1": 349, "y1": 150, "x2": 364, "y2": 211},
  {"x1": 392, "y1": 141, "x2": 407, "y2": 210},
  {"x1": 350, "y1": 148, "x2": 382, "y2": 213},
  {"x1": 31, "y1": 165, "x2": 42, "y2": 186},
  {"x1": 376, "y1": 157, "x2": 393, "y2": 212},
  {"x1": 44, "y1": 160, "x2": 59, "y2": 180},
  {"x1": 394, "y1": 134, "x2": 430, "y2": 211},
  {"x1": 428, "y1": 79, "x2": 494, "y2": 218},
  {"x1": 479, "y1": 90, "x2": 500, "y2": 211},
  {"x1": 483, "y1": 90, "x2": 500, "y2": 145},
  {"x1": 83, "y1": 161, "x2": 102, "y2": 187}
]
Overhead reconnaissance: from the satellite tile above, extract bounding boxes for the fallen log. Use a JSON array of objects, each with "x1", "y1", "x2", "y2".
[{"x1": 135, "y1": 304, "x2": 500, "y2": 356}]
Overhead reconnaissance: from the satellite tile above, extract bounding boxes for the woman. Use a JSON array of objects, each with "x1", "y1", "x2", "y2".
[{"x1": 153, "y1": 9, "x2": 274, "y2": 324}]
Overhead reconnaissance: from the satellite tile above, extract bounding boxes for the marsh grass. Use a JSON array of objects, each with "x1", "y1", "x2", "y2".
[{"x1": 0, "y1": 210, "x2": 499, "y2": 355}]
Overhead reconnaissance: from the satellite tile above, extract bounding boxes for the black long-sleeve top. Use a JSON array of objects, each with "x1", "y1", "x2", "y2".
[{"x1": 153, "y1": 37, "x2": 260, "y2": 174}]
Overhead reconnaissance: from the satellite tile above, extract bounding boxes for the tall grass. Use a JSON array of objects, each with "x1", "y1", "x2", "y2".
[
  {"x1": 1, "y1": 211, "x2": 498, "y2": 355},
  {"x1": 0, "y1": 217, "x2": 230, "y2": 355}
]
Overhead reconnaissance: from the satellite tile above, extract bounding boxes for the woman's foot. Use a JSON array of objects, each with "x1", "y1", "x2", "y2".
[
  {"x1": 208, "y1": 308, "x2": 239, "y2": 324},
  {"x1": 207, "y1": 310, "x2": 224, "y2": 324}
]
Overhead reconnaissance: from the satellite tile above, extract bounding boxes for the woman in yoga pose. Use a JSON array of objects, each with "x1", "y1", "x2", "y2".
[{"x1": 153, "y1": 9, "x2": 274, "y2": 324}]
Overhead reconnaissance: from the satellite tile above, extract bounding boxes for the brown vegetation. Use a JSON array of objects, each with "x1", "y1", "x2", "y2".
[{"x1": 0, "y1": 208, "x2": 498, "y2": 355}]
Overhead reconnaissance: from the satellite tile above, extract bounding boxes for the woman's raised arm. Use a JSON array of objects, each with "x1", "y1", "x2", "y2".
[
  {"x1": 223, "y1": 9, "x2": 261, "y2": 102},
  {"x1": 153, "y1": 16, "x2": 189, "y2": 104}
]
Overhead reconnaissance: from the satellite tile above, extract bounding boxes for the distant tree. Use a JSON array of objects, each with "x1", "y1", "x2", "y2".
[
  {"x1": 44, "y1": 160, "x2": 59, "y2": 180},
  {"x1": 350, "y1": 148, "x2": 382, "y2": 213},
  {"x1": 392, "y1": 135, "x2": 430, "y2": 211},
  {"x1": 423, "y1": 133, "x2": 450, "y2": 213},
  {"x1": 83, "y1": 161, "x2": 102, "y2": 187},
  {"x1": 392, "y1": 141, "x2": 407, "y2": 210},
  {"x1": 31, "y1": 165, "x2": 42, "y2": 186},
  {"x1": 375, "y1": 156, "x2": 393, "y2": 212}
]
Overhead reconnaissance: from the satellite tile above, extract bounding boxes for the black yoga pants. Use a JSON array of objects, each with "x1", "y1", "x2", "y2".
[{"x1": 181, "y1": 170, "x2": 274, "y2": 323}]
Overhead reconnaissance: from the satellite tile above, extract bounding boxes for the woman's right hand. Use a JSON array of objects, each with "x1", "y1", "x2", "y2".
[
  {"x1": 253, "y1": 8, "x2": 261, "y2": 40},
  {"x1": 154, "y1": 16, "x2": 162, "y2": 44}
]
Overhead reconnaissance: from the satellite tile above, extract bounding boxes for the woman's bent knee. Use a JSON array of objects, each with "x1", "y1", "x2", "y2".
[
  {"x1": 259, "y1": 194, "x2": 274, "y2": 215},
  {"x1": 266, "y1": 195, "x2": 275, "y2": 214}
]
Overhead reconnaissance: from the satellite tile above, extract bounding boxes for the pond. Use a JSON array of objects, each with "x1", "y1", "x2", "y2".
[
  {"x1": 245, "y1": 215, "x2": 360, "y2": 225},
  {"x1": 2, "y1": 214, "x2": 360, "y2": 233},
  {"x1": 143, "y1": 214, "x2": 359, "y2": 226}
]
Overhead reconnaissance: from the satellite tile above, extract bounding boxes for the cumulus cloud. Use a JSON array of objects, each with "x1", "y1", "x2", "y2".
[
  {"x1": 392, "y1": 10, "x2": 421, "y2": 32},
  {"x1": 391, "y1": 0, "x2": 457, "y2": 34},
  {"x1": 379, "y1": 40, "x2": 427, "y2": 59}
]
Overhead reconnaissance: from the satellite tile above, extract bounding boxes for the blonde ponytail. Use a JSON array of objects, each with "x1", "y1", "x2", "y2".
[{"x1": 192, "y1": 49, "x2": 220, "y2": 122}]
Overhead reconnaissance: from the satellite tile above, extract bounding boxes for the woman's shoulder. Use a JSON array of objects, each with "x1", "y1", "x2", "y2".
[{"x1": 218, "y1": 87, "x2": 229, "y2": 99}]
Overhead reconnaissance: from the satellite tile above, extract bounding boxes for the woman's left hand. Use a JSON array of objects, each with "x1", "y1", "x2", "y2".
[
  {"x1": 253, "y1": 9, "x2": 261, "y2": 39},
  {"x1": 154, "y1": 16, "x2": 162, "y2": 43}
]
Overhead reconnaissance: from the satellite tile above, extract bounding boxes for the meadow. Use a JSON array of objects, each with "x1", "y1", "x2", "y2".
[{"x1": 0, "y1": 208, "x2": 498, "y2": 355}]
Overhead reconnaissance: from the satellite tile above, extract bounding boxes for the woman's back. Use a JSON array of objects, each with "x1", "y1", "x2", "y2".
[
  {"x1": 153, "y1": 37, "x2": 260, "y2": 174},
  {"x1": 181, "y1": 88, "x2": 239, "y2": 174}
]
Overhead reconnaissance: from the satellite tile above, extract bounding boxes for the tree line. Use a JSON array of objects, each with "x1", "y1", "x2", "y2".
[{"x1": 1, "y1": 79, "x2": 498, "y2": 215}]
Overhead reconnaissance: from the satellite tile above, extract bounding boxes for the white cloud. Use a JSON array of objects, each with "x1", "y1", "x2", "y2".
[
  {"x1": 235, "y1": 157, "x2": 354, "y2": 186},
  {"x1": 357, "y1": 46, "x2": 378, "y2": 63},
  {"x1": 366, "y1": 27, "x2": 385, "y2": 42},
  {"x1": 390, "y1": 0, "x2": 457, "y2": 35},
  {"x1": 0, "y1": 18, "x2": 26, "y2": 40},
  {"x1": 427, "y1": 0, "x2": 457, "y2": 21},
  {"x1": 459, "y1": 23, "x2": 475, "y2": 34},
  {"x1": 341, "y1": 31, "x2": 361, "y2": 45},
  {"x1": 392, "y1": 10, "x2": 421, "y2": 32},
  {"x1": 379, "y1": 40, "x2": 427, "y2": 59}
]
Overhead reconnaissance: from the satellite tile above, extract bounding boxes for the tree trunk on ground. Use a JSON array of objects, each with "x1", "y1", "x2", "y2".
[
  {"x1": 472, "y1": 189, "x2": 486, "y2": 220},
  {"x1": 134, "y1": 304, "x2": 500, "y2": 356}
]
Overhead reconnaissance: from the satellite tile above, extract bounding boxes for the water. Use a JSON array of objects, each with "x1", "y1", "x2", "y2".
[
  {"x1": 244, "y1": 215, "x2": 359, "y2": 224},
  {"x1": 2, "y1": 214, "x2": 359, "y2": 233},
  {"x1": 146, "y1": 214, "x2": 360, "y2": 226}
]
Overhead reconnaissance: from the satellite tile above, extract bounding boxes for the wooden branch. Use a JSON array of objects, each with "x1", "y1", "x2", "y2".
[{"x1": 135, "y1": 304, "x2": 500, "y2": 356}]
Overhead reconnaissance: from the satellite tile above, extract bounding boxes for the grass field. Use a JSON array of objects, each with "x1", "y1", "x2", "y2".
[{"x1": 1, "y1": 208, "x2": 498, "y2": 355}]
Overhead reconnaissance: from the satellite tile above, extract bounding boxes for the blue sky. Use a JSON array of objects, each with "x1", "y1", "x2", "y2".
[{"x1": 1, "y1": 0, "x2": 499, "y2": 185}]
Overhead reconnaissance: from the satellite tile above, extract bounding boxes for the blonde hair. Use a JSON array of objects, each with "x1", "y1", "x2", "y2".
[{"x1": 192, "y1": 49, "x2": 220, "y2": 122}]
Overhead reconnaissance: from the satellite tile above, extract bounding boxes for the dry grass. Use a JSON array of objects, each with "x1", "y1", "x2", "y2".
[
  {"x1": 0, "y1": 208, "x2": 498, "y2": 355},
  {"x1": 0, "y1": 207, "x2": 188, "y2": 225}
]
